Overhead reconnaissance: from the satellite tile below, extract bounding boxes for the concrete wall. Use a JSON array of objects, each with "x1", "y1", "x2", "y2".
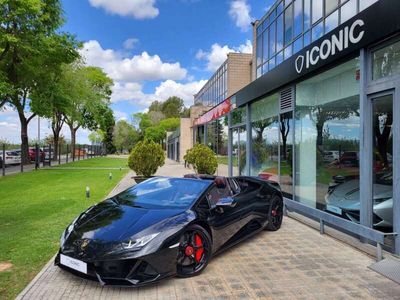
[
  {"x1": 179, "y1": 118, "x2": 192, "y2": 162},
  {"x1": 227, "y1": 53, "x2": 253, "y2": 97}
]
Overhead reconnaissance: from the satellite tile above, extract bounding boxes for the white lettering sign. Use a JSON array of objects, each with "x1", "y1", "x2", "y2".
[{"x1": 295, "y1": 19, "x2": 365, "y2": 74}]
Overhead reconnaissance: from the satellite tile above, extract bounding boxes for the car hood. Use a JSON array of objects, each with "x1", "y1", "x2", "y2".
[
  {"x1": 327, "y1": 180, "x2": 392, "y2": 209},
  {"x1": 67, "y1": 199, "x2": 185, "y2": 243}
]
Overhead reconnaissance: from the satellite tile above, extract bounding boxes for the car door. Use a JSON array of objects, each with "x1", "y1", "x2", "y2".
[
  {"x1": 205, "y1": 181, "x2": 244, "y2": 251},
  {"x1": 234, "y1": 177, "x2": 269, "y2": 224}
]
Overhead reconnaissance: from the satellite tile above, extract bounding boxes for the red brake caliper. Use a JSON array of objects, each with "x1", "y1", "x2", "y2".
[{"x1": 194, "y1": 234, "x2": 204, "y2": 263}]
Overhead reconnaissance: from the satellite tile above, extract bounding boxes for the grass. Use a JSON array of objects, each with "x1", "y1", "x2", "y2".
[
  {"x1": 55, "y1": 156, "x2": 128, "y2": 168},
  {"x1": 0, "y1": 157, "x2": 129, "y2": 300}
]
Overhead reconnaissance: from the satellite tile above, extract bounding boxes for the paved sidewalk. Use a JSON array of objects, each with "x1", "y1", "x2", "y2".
[{"x1": 16, "y1": 160, "x2": 400, "y2": 299}]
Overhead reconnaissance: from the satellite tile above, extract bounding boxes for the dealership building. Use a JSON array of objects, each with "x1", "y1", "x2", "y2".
[{"x1": 192, "y1": 0, "x2": 400, "y2": 254}]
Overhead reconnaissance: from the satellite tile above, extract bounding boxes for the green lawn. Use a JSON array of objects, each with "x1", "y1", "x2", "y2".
[
  {"x1": 56, "y1": 156, "x2": 128, "y2": 168},
  {"x1": 0, "y1": 157, "x2": 129, "y2": 300}
]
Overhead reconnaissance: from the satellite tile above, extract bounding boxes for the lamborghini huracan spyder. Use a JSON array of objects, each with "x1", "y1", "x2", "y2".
[{"x1": 55, "y1": 175, "x2": 283, "y2": 286}]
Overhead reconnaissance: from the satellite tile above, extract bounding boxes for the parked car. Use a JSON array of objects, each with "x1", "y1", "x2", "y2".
[
  {"x1": 338, "y1": 151, "x2": 359, "y2": 167},
  {"x1": 325, "y1": 172, "x2": 393, "y2": 228},
  {"x1": 0, "y1": 150, "x2": 21, "y2": 167},
  {"x1": 28, "y1": 148, "x2": 45, "y2": 162},
  {"x1": 56, "y1": 175, "x2": 283, "y2": 286},
  {"x1": 323, "y1": 151, "x2": 339, "y2": 163}
]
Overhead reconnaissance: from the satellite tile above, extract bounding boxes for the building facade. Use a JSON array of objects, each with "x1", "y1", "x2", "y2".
[{"x1": 193, "y1": 0, "x2": 400, "y2": 254}]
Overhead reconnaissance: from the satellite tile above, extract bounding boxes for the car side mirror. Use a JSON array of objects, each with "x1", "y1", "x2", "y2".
[{"x1": 216, "y1": 197, "x2": 236, "y2": 208}]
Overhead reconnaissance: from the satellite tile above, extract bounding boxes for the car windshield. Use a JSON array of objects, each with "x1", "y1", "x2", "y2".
[{"x1": 114, "y1": 177, "x2": 211, "y2": 209}]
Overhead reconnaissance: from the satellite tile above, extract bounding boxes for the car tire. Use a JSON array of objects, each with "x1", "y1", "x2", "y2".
[
  {"x1": 176, "y1": 224, "x2": 212, "y2": 278},
  {"x1": 265, "y1": 196, "x2": 283, "y2": 231}
]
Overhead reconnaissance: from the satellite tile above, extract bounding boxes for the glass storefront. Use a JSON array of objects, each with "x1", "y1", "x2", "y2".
[
  {"x1": 250, "y1": 94, "x2": 279, "y2": 182},
  {"x1": 372, "y1": 39, "x2": 400, "y2": 80},
  {"x1": 232, "y1": 126, "x2": 247, "y2": 176},
  {"x1": 295, "y1": 58, "x2": 360, "y2": 210},
  {"x1": 280, "y1": 111, "x2": 294, "y2": 198}
]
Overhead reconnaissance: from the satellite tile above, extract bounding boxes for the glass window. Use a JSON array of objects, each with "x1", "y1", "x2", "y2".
[
  {"x1": 295, "y1": 58, "x2": 360, "y2": 212},
  {"x1": 270, "y1": 7, "x2": 277, "y2": 20},
  {"x1": 293, "y1": 36, "x2": 303, "y2": 54},
  {"x1": 372, "y1": 40, "x2": 400, "y2": 80},
  {"x1": 196, "y1": 125, "x2": 205, "y2": 144},
  {"x1": 276, "y1": 51, "x2": 284, "y2": 65},
  {"x1": 340, "y1": 0, "x2": 357, "y2": 24},
  {"x1": 293, "y1": 0, "x2": 302, "y2": 37},
  {"x1": 263, "y1": 29, "x2": 269, "y2": 63},
  {"x1": 257, "y1": 24, "x2": 263, "y2": 36},
  {"x1": 269, "y1": 22, "x2": 276, "y2": 58},
  {"x1": 231, "y1": 106, "x2": 247, "y2": 125},
  {"x1": 256, "y1": 35, "x2": 262, "y2": 66},
  {"x1": 312, "y1": 21, "x2": 323, "y2": 42},
  {"x1": 250, "y1": 94, "x2": 279, "y2": 181},
  {"x1": 304, "y1": 0, "x2": 311, "y2": 30},
  {"x1": 207, "y1": 120, "x2": 218, "y2": 154},
  {"x1": 325, "y1": 0, "x2": 338, "y2": 15},
  {"x1": 360, "y1": 0, "x2": 378, "y2": 11},
  {"x1": 257, "y1": 67, "x2": 262, "y2": 78},
  {"x1": 284, "y1": 45, "x2": 292, "y2": 59},
  {"x1": 269, "y1": 57, "x2": 276, "y2": 70},
  {"x1": 284, "y1": 4, "x2": 293, "y2": 46},
  {"x1": 277, "y1": 1, "x2": 284, "y2": 15},
  {"x1": 372, "y1": 94, "x2": 393, "y2": 231},
  {"x1": 232, "y1": 126, "x2": 247, "y2": 176},
  {"x1": 325, "y1": 9, "x2": 338, "y2": 34},
  {"x1": 216, "y1": 116, "x2": 229, "y2": 169},
  {"x1": 285, "y1": 0, "x2": 292, "y2": 7},
  {"x1": 280, "y1": 111, "x2": 294, "y2": 197},
  {"x1": 304, "y1": 30, "x2": 311, "y2": 47},
  {"x1": 277, "y1": 14, "x2": 284, "y2": 52},
  {"x1": 312, "y1": 0, "x2": 323, "y2": 24}
]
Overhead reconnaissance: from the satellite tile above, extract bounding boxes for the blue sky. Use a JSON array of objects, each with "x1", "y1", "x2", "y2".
[{"x1": 1, "y1": 0, "x2": 274, "y2": 143}]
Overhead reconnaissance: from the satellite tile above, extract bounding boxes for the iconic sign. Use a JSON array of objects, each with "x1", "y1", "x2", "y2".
[{"x1": 295, "y1": 19, "x2": 365, "y2": 74}]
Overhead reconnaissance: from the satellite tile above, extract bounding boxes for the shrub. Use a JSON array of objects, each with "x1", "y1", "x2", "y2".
[
  {"x1": 184, "y1": 144, "x2": 218, "y2": 175},
  {"x1": 128, "y1": 140, "x2": 165, "y2": 177}
]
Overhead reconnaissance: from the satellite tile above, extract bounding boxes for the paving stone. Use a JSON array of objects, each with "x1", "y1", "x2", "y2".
[{"x1": 15, "y1": 160, "x2": 400, "y2": 300}]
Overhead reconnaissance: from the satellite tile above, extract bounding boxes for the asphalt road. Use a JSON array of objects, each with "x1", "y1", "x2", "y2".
[{"x1": 1, "y1": 155, "x2": 95, "y2": 176}]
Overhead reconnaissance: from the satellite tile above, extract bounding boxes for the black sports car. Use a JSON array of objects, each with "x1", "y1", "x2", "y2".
[{"x1": 55, "y1": 175, "x2": 283, "y2": 286}]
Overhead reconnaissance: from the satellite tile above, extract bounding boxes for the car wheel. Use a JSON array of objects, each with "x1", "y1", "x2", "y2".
[
  {"x1": 177, "y1": 224, "x2": 212, "y2": 278},
  {"x1": 265, "y1": 196, "x2": 283, "y2": 231}
]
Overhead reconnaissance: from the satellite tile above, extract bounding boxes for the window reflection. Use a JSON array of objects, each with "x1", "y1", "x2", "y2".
[
  {"x1": 373, "y1": 40, "x2": 400, "y2": 80},
  {"x1": 250, "y1": 94, "x2": 279, "y2": 184},
  {"x1": 280, "y1": 112, "x2": 293, "y2": 198},
  {"x1": 293, "y1": 0, "x2": 302, "y2": 37},
  {"x1": 312, "y1": 0, "x2": 323, "y2": 24},
  {"x1": 284, "y1": 4, "x2": 293, "y2": 46},
  {"x1": 295, "y1": 58, "x2": 360, "y2": 211},
  {"x1": 340, "y1": 0, "x2": 357, "y2": 24}
]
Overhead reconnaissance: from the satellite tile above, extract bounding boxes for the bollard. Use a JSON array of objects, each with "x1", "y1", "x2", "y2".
[
  {"x1": 109, "y1": 173, "x2": 113, "y2": 180},
  {"x1": 86, "y1": 186, "x2": 90, "y2": 199}
]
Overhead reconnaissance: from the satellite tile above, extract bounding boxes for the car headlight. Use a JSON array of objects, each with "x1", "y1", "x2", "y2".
[{"x1": 122, "y1": 233, "x2": 159, "y2": 250}]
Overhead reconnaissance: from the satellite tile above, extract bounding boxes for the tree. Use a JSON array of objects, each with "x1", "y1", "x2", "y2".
[
  {"x1": 148, "y1": 110, "x2": 165, "y2": 125},
  {"x1": 132, "y1": 112, "x2": 152, "y2": 137},
  {"x1": 63, "y1": 66, "x2": 113, "y2": 159},
  {"x1": 113, "y1": 120, "x2": 139, "y2": 152},
  {"x1": 144, "y1": 126, "x2": 165, "y2": 143},
  {"x1": 159, "y1": 118, "x2": 180, "y2": 131},
  {"x1": 88, "y1": 130, "x2": 104, "y2": 144},
  {"x1": 128, "y1": 140, "x2": 165, "y2": 177},
  {"x1": 148, "y1": 100, "x2": 163, "y2": 112},
  {"x1": 0, "y1": 0, "x2": 80, "y2": 163},
  {"x1": 161, "y1": 96, "x2": 184, "y2": 118}
]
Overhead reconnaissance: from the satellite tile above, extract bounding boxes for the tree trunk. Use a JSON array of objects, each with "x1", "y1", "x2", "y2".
[
  {"x1": 69, "y1": 124, "x2": 76, "y2": 160},
  {"x1": 52, "y1": 131, "x2": 60, "y2": 161},
  {"x1": 19, "y1": 113, "x2": 30, "y2": 165}
]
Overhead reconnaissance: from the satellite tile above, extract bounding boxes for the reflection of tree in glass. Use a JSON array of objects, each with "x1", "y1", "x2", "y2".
[
  {"x1": 305, "y1": 99, "x2": 360, "y2": 151},
  {"x1": 280, "y1": 113, "x2": 291, "y2": 160},
  {"x1": 374, "y1": 42, "x2": 400, "y2": 79}
]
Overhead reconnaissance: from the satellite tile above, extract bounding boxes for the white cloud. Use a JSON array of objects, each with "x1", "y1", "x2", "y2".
[
  {"x1": 114, "y1": 110, "x2": 128, "y2": 121},
  {"x1": 229, "y1": 0, "x2": 253, "y2": 32},
  {"x1": 80, "y1": 40, "x2": 187, "y2": 82},
  {"x1": 0, "y1": 113, "x2": 90, "y2": 144},
  {"x1": 88, "y1": 0, "x2": 159, "y2": 19},
  {"x1": 196, "y1": 40, "x2": 253, "y2": 71},
  {"x1": 154, "y1": 80, "x2": 208, "y2": 107},
  {"x1": 123, "y1": 38, "x2": 139, "y2": 50}
]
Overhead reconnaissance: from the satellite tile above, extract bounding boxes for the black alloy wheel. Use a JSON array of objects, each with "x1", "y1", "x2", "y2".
[
  {"x1": 177, "y1": 224, "x2": 211, "y2": 277},
  {"x1": 265, "y1": 196, "x2": 283, "y2": 231}
]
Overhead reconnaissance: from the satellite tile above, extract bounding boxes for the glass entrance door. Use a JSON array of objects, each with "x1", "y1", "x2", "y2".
[
  {"x1": 372, "y1": 94, "x2": 393, "y2": 230},
  {"x1": 231, "y1": 126, "x2": 247, "y2": 176}
]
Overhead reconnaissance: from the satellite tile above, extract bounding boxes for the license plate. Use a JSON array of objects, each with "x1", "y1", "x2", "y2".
[
  {"x1": 326, "y1": 205, "x2": 342, "y2": 215},
  {"x1": 60, "y1": 254, "x2": 87, "y2": 274}
]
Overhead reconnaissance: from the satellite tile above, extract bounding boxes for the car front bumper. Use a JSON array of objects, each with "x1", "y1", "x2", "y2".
[{"x1": 55, "y1": 246, "x2": 179, "y2": 287}]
